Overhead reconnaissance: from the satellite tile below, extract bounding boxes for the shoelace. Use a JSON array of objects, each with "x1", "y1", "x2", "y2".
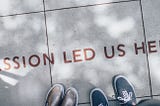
[{"x1": 117, "y1": 90, "x2": 133, "y2": 104}]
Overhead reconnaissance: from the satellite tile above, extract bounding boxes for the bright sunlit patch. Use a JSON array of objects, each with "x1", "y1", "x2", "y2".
[
  {"x1": 24, "y1": 0, "x2": 41, "y2": 8},
  {"x1": 3, "y1": 16, "x2": 26, "y2": 30},
  {"x1": 0, "y1": 0, "x2": 11, "y2": 15},
  {"x1": 108, "y1": 17, "x2": 135, "y2": 38},
  {"x1": 54, "y1": 63, "x2": 74, "y2": 79},
  {"x1": 0, "y1": 74, "x2": 18, "y2": 86},
  {"x1": 114, "y1": 57, "x2": 133, "y2": 72},
  {"x1": 95, "y1": 14, "x2": 135, "y2": 39},
  {"x1": 150, "y1": 55, "x2": 160, "y2": 82},
  {"x1": 6, "y1": 66, "x2": 30, "y2": 77},
  {"x1": 84, "y1": 69, "x2": 99, "y2": 85},
  {"x1": 0, "y1": 59, "x2": 31, "y2": 77}
]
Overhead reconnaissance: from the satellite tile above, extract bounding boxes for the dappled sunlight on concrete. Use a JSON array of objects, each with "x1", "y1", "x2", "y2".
[
  {"x1": 0, "y1": 74, "x2": 18, "y2": 86},
  {"x1": 150, "y1": 55, "x2": 160, "y2": 83},
  {"x1": 108, "y1": 17, "x2": 135, "y2": 38},
  {"x1": 0, "y1": 0, "x2": 43, "y2": 15},
  {"x1": 0, "y1": 0, "x2": 160, "y2": 105},
  {"x1": 45, "y1": 0, "x2": 116, "y2": 10},
  {"x1": 47, "y1": 1, "x2": 150, "y2": 103},
  {"x1": 0, "y1": 58, "x2": 31, "y2": 76},
  {"x1": 95, "y1": 15, "x2": 135, "y2": 38},
  {"x1": 83, "y1": 69, "x2": 100, "y2": 85},
  {"x1": 0, "y1": 10, "x2": 51, "y2": 105},
  {"x1": 53, "y1": 63, "x2": 74, "y2": 80}
]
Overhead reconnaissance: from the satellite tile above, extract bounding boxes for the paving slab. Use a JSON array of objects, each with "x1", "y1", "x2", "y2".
[
  {"x1": 78, "y1": 100, "x2": 120, "y2": 106},
  {"x1": 46, "y1": 1, "x2": 150, "y2": 104},
  {"x1": 44, "y1": 0, "x2": 137, "y2": 10},
  {"x1": 153, "y1": 96, "x2": 160, "y2": 100},
  {"x1": 0, "y1": 13, "x2": 51, "y2": 106},
  {"x1": 0, "y1": 0, "x2": 43, "y2": 16},
  {"x1": 141, "y1": 0, "x2": 160, "y2": 96}
]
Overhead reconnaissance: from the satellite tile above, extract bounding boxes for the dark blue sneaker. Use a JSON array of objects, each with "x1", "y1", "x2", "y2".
[
  {"x1": 112, "y1": 75, "x2": 136, "y2": 106},
  {"x1": 90, "y1": 88, "x2": 109, "y2": 106}
]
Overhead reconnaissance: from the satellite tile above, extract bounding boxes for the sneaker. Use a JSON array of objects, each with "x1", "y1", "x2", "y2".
[
  {"x1": 90, "y1": 88, "x2": 109, "y2": 106},
  {"x1": 61, "y1": 87, "x2": 78, "y2": 106},
  {"x1": 112, "y1": 75, "x2": 136, "y2": 106},
  {"x1": 45, "y1": 84, "x2": 65, "y2": 106}
]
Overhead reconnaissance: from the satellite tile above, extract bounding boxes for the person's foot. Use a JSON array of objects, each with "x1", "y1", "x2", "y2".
[
  {"x1": 45, "y1": 84, "x2": 65, "y2": 106},
  {"x1": 112, "y1": 75, "x2": 136, "y2": 106},
  {"x1": 61, "y1": 87, "x2": 78, "y2": 106},
  {"x1": 90, "y1": 88, "x2": 109, "y2": 106}
]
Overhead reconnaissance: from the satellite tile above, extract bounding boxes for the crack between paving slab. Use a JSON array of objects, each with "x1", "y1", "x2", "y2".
[
  {"x1": 0, "y1": 0, "x2": 139, "y2": 18},
  {"x1": 139, "y1": 0, "x2": 153, "y2": 99},
  {"x1": 43, "y1": 0, "x2": 53, "y2": 86}
]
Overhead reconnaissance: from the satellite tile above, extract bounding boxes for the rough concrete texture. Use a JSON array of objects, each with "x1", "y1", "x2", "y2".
[{"x1": 0, "y1": 0, "x2": 159, "y2": 106}]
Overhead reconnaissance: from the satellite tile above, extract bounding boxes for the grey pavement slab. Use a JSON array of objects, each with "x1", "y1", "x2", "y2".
[
  {"x1": 0, "y1": 0, "x2": 43, "y2": 16},
  {"x1": 79, "y1": 104, "x2": 90, "y2": 106},
  {"x1": 0, "y1": 13, "x2": 51, "y2": 106},
  {"x1": 142, "y1": 0, "x2": 160, "y2": 96},
  {"x1": 44, "y1": 0, "x2": 136, "y2": 10},
  {"x1": 78, "y1": 100, "x2": 120, "y2": 106},
  {"x1": 154, "y1": 96, "x2": 160, "y2": 100},
  {"x1": 46, "y1": 1, "x2": 150, "y2": 104}
]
